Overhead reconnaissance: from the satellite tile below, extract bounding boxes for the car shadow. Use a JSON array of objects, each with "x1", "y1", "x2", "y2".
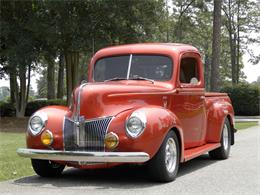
[{"x1": 14, "y1": 154, "x2": 217, "y2": 189}]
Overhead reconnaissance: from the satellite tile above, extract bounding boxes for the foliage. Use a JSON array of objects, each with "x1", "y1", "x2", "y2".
[
  {"x1": 25, "y1": 99, "x2": 67, "y2": 116},
  {"x1": 221, "y1": 83, "x2": 260, "y2": 116},
  {"x1": 167, "y1": 0, "x2": 259, "y2": 89},
  {"x1": 0, "y1": 101, "x2": 15, "y2": 117},
  {"x1": 0, "y1": 99, "x2": 67, "y2": 117},
  {"x1": 0, "y1": 1, "x2": 41, "y2": 117}
]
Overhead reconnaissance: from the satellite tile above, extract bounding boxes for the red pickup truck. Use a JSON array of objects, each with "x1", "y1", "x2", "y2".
[{"x1": 17, "y1": 43, "x2": 236, "y2": 182}]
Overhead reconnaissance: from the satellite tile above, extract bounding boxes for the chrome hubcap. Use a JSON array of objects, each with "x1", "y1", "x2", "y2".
[
  {"x1": 165, "y1": 138, "x2": 177, "y2": 173},
  {"x1": 223, "y1": 124, "x2": 229, "y2": 151}
]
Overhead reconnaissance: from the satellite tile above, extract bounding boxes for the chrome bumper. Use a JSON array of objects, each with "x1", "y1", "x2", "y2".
[{"x1": 17, "y1": 148, "x2": 150, "y2": 163}]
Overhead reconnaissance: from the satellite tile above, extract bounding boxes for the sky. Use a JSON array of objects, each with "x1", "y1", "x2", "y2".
[{"x1": 241, "y1": 43, "x2": 260, "y2": 82}]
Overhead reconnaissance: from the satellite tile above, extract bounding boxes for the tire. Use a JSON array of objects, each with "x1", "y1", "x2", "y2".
[
  {"x1": 31, "y1": 159, "x2": 65, "y2": 177},
  {"x1": 209, "y1": 118, "x2": 231, "y2": 159},
  {"x1": 147, "y1": 131, "x2": 180, "y2": 182}
]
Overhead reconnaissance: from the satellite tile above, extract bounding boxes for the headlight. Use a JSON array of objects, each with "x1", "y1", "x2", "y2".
[
  {"x1": 126, "y1": 111, "x2": 146, "y2": 138},
  {"x1": 29, "y1": 112, "x2": 48, "y2": 136}
]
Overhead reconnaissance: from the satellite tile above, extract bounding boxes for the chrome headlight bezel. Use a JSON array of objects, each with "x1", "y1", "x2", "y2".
[
  {"x1": 28, "y1": 112, "x2": 48, "y2": 136},
  {"x1": 125, "y1": 111, "x2": 146, "y2": 138}
]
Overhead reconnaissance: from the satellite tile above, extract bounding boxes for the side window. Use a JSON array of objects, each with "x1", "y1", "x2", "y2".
[{"x1": 180, "y1": 57, "x2": 199, "y2": 84}]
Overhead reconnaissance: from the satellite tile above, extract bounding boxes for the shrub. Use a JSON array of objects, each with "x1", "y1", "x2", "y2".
[
  {"x1": 0, "y1": 99, "x2": 67, "y2": 117},
  {"x1": 25, "y1": 99, "x2": 67, "y2": 116},
  {"x1": 221, "y1": 84, "x2": 260, "y2": 116},
  {"x1": 0, "y1": 101, "x2": 16, "y2": 117}
]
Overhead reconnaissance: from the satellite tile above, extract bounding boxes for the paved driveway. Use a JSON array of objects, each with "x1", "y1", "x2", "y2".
[{"x1": 0, "y1": 125, "x2": 259, "y2": 195}]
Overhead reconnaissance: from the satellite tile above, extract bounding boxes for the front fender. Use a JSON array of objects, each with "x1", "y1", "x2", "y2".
[
  {"x1": 26, "y1": 106, "x2": 69, "y2": 150},
  {"x1": 108, "y1": 106, "x2": 185, "y2": 161}
]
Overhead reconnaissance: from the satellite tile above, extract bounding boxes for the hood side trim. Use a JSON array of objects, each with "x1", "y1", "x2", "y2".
[{"x1": 107, "y1": 89, "x2": 177, "y2": 97}]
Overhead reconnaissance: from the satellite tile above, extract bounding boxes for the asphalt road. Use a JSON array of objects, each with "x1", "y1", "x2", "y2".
[{"x1": 0, "y1": 125, "x2": 259, "y2": 195}]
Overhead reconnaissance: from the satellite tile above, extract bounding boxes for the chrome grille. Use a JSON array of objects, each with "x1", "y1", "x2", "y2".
[{"x1": 63, "y1": 116, "x2": 112, "y2": 151}]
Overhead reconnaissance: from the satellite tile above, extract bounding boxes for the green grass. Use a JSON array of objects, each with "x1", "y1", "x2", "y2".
[
  {"x1": 0, "y1": 132, "x2": 34, "y2": 181},
  {"x1": 235, "y1": 121, "x2": 259, "y2": 130}
]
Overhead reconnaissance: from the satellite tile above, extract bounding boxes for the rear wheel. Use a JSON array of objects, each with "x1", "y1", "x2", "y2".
[
  {"x1": 147, "y1": 131, "x2": 180, "y2": 182},
  {"x1": 209, "y1": 118, "x2": 231, "y2": 159},
  {"x1": 31, "y1": 159, "x2": 65, "y2": 177}
]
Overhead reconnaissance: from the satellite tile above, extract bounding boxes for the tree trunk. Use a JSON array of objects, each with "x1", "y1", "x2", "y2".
[
  {"x1": 229, "y1": 30, "x2": 237, "y2": 85},
  {"x1": 47, "y1": 58, "x2": 55, "y2": 99},
  {"x1": 227, "y1": 0, "x2": 237, "y2": 85},
  {"x1": 26, "y1": 64, "x2": 31, "y2": 103},
  {"x1": 236, "y1": 0, "x2": 240, "y2": 84},
  {"x1": 57, "y1": 53, "x2": 64, "y2": 99},
  {"x1": 15, "y1": 65, "x2": 27, "y2": 118},
  {"x1": 9, "y1": 69, "x2": 16, "y2": 104},
  {"x1": 65, "y1": 51, "x2": 79, "y2": 104},
  {"x1": 204, "y1": 52, "x2": 211, "y2": 91},
  {"x1": 210, "y1": 0, "x2": 222, "y2": 92},
  {"x1": 166, "y1": 0, "x2": 169, "y2": 42}
]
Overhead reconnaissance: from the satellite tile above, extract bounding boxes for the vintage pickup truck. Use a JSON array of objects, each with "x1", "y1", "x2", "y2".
[{"x1": 17, "y1": 43, "x2": 236, "y2": 182}]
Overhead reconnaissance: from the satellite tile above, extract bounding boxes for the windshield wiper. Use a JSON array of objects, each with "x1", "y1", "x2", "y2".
[
  {"x1": 104, "y1": 77, "x2": 127, "y2": 82},
  {"x1": 130, "y1": 76, "x2": 155, "y2": 84}
]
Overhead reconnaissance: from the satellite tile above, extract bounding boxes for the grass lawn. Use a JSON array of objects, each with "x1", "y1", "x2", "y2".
[
  {"x1": 0, "y1": 121, "x2": 258, "y2": 181},
  {"x1": 0, "y1": 132, "x2": 34, "y2": 181},
  {"x1": 235, "y1": 121, "x2": 259, "y2": 130}
]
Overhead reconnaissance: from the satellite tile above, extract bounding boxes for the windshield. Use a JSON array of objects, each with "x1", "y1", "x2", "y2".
[{"x1": 93, "y1": 54, "x2": 173, "y2": 82}]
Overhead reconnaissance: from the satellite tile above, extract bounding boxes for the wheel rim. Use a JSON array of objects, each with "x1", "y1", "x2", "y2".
[
  {"x1": 165, "y1": 138, "x2": 177, "y2": 173},
  {"x1": 223, "y1": 124, "x2": 229, "y2": 151}
]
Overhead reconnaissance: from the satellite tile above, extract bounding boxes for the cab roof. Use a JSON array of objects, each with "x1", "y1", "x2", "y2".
[{"x1": 95, "y1": 43, "x2": 200, "y2": 57}]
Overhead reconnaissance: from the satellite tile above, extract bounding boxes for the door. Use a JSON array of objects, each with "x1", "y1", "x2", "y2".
[{"x1": 172, "y1": 53, "x2": 206, "y2": 149}]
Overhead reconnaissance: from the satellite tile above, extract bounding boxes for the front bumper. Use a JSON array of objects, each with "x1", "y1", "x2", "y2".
[{"x1": 17, "y1": 148, "x2": 150, "y2": 163}]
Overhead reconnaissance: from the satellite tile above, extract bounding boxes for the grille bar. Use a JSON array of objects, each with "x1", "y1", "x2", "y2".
[{"x1": 63, "y1": 116, "x2": 113, "y2": 151}]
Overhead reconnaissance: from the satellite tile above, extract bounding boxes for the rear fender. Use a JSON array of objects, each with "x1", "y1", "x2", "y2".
[{"x1": 206, "y1": 101, "x2": 235, "y2": 143}]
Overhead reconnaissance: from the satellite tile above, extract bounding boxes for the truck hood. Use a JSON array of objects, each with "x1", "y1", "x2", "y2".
[{"x1": 74, "y1": 81, "x2": 173, "y2": 119}]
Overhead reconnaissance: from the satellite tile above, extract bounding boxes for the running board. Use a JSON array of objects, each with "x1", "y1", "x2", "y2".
[{"x1": 184, "y1": 143, "x2": 221, "y2": 162}]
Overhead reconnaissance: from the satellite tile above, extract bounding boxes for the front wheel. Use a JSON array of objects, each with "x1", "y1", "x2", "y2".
[
  {"x1": 209, "y1": 118, "x2": 231, "y2": 159},
  {"x1": 147, "y1": 131, "x2": 180, "y2": 182},
  {"x1": 31, "y1": 159, "x2": 65, "y2": 177}
]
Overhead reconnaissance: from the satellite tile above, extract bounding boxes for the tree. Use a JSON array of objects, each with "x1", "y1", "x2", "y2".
[
  {"x1": 0, "y1": 1, "x2": 40, "y2": 117},
  {"x1": 210, "y1": 0, "x2": 222, "y2": 91},
  {"x1": 35, "y1": 0, "x2": 167, "y2": 103},
  {"x1": 171, "y1": 0, "x2": 195, "y2": 42},
  {"x1": 222, "y1": 0, "x2": 260, "y2": 85}
]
